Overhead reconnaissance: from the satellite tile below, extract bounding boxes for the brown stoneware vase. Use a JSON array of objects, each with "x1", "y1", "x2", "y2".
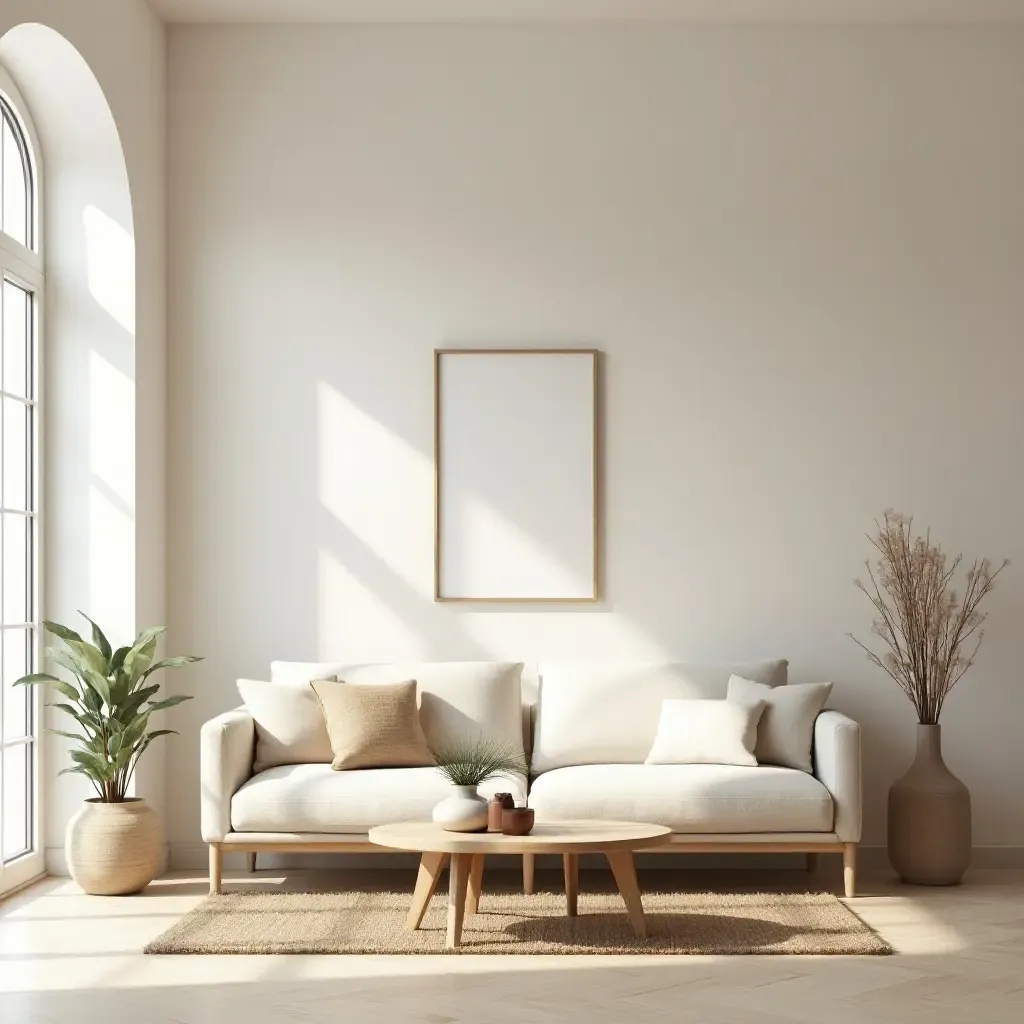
[
  {"x1": 501, "y1": 807, "x2": 535, "y2": 836},
  {"x1": 888, "y1": 724, "x2": 971, "y2": 886},
  {"x1": 488, "y1": 793, "x2": 515, "y2": 832}
]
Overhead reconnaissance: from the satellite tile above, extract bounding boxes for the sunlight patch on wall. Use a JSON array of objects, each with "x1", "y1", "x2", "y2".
[
  {"x1": 318, "y1": 549, "x2": 427, "y2": 662},
  {"x1": 83, "y1": 204, "x2": 135, "y2": 337},
  {"x1": 317, "y1": 381, "x2": 433, "y2": 595},
  {"x1": 88, "y1": 349, "x2": 134, "y2": 505},
  {"x1": 459, "y1": 609, "x2": 669, "y2": 661}
]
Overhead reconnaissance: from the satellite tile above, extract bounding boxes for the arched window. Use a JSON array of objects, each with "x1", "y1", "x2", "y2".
[
  {"x1": 1, "y1": 95, "x2": 33, "y2": 250},
  {"x1": 0, "y1": 69, "x2": 42, "y2": 890}
]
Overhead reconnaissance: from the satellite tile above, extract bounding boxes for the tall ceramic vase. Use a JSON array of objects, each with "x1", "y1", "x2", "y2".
[{"x1": 888, "y1": 724, "x2": 971, "y2": 885}]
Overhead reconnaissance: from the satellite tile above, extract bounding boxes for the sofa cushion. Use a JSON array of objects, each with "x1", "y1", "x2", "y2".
[
  {"x1": 528, "y1": 763, "x2": 833, "y2": 834},
  {"x1": 271, "y1": 662, "x2": 526, "y2": 761},
  {"x1": 531, "y1": 660, "x2": 788, "y2": 773},
  {"x1": 230, "y1": 763, "x2": 527, "y2": 834},
  {"x1": 310, "y1": 679, "x2": 434, "y2": 770},
  {"x1": 645, "y1": 699, "x2": 765, "y2": 767},
  {"x1": 728, "y1": 676, "x2": 833, "y2": 773},
  {"x1": 237, "y1": 678, "x2": 335, "y2": 773}
]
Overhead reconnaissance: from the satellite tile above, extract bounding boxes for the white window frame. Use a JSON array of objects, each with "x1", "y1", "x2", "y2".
[{"x1": 0, "y1": 64, "x2": 44, "y2": 898}]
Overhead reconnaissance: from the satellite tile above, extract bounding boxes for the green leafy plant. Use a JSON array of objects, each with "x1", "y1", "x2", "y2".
[
  {"x1": 15, "y1": 614, "x2": 201, "y2": 803},
  {"x1": 431, "y1": 736, "x2": 527, "y2": 788}
]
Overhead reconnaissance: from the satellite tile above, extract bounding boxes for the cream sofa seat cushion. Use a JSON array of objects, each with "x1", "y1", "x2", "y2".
[
  {"x1": 528, "y1": 763, "x2": 833, "y2": 834},
  {"x1": 531, "y1": 660, "x2": 788, "y2": 773},
  {"x1": 230, "y1": 763, "x2": 527, "y2": 834},
  {"x1": 272, "y1": 661, "x2": 526, "y2": 761}
]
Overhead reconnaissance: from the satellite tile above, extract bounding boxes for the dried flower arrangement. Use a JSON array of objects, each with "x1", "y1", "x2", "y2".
[{"x1": 849, "y1": 510, "x2": 1008, "y2": 725}]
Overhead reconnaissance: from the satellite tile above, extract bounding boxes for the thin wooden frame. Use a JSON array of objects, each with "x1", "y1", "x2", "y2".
[{"x1": 434, "y1": 348, "x2": 599, "y2": 603}]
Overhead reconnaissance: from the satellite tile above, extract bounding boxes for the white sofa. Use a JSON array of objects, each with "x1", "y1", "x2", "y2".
[{"x1": 201, "y1": 659, "x2": 861, "y2": 896}]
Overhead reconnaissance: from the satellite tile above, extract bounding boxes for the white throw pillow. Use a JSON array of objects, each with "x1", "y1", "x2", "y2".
[
  {"x1": 270, "y1": 661, "x2": 526, "y2": 762},
  {"x1": 645, "y1": 699, "x2": 765, "y2": 767},
  {"x1": 237, "y1": 678, "x2": 336, "y2": 773},
  {"x1": 727, "y1": 675, "x2": 832, "y2": 773},
  {"x1": 532, "y1": 659, "x2": 788, "y2": 773}
]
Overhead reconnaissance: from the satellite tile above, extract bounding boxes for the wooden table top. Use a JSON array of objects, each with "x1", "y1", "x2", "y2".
[{"x1": 369, "y1": 820, "x2": 672, "y2": 855}]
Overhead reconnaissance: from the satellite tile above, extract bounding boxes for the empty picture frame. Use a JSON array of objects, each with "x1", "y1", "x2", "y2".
[{"x1": 434, "y1": 348, "x2": 599, "y2": 602}]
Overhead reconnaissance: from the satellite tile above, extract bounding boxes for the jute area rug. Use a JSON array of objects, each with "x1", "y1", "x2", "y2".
[{"x1": 145, "y1": 886, "x2": 890, "y2": 956}]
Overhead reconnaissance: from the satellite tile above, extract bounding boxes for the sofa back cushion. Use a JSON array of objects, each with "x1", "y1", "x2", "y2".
[
  {"x1": 270, "y1": 661, "x2": 526, "y2": 761},
  {"x1": 531, "y1": 660, "x2": 788, "y2": 773}
]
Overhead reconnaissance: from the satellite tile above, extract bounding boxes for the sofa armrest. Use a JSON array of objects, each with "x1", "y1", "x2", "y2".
[
  {"x1": 812, "y1": 710, "x2": 862, "y2": 843},
  {"x1": 200, "y1": 707, "x2": 255, "y2": 842}
]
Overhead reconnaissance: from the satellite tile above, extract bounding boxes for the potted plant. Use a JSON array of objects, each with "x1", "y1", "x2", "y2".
[
  {"x1": 431, "y1": 736, "x2": 527, "y2": 832},
  {"x1": 15, "y1": 614, "x2": 201, "y2": 895},
  {"x1": 850, "y1": 511, "x2": 1007, "y2": 885}
]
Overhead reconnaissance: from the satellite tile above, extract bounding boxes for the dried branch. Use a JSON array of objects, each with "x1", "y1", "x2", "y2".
[{"x1": 850, "y1": 510, "x2": 1008, "y2": 724}]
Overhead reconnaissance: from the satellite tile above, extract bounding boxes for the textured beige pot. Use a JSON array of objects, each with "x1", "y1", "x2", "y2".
[
  {"x1": 888, "y1": 724, "x2": 971, "y2": 886},
  {"x1": 66, "y1": 798, "x2": 162, "y2": 895}
]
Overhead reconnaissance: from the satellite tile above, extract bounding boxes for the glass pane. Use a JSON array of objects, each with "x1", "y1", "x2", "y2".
[
  {"x1": 3, "y1": 280, "x2": 29, "y2": 399},
  {"x1": 2, "y1": 514, "x2": 27, "y2": 624},
  {"x1": 2, "y1": 114, "x2": 29, "y2": 248},
  {"x1": 3, "y1": 628, "x2": 29, "y2": 741},
  {"x1": 3, "y1": 399, "x2": 27, "y2": 511},
  {"x1": 2, "y1": 742, "x2": 30, "y2": 861}
]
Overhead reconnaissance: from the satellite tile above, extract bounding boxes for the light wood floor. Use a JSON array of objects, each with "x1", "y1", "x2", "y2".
[{"x1": 2, "y1": 865, "x2": 1024, "y2": 1023}]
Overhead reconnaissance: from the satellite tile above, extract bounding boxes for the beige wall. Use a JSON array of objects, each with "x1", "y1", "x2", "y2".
[{"x1": 161, "y1": 23, "x2": 1023, "y2": 861}]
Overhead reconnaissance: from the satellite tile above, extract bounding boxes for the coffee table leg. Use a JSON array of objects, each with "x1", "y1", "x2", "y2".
[
  {"x1": 466, "y1": 854, "x2": 485, "y2": 915},
  {"x1": 407, "y1": 851, "x2": 449, "y2": 931},
  {"x1": 563, "y1": 853, "x2": 578, "y2": 917},
  {"x1": 606, "y1": 851, "x2": 646, "y2": 938},
  {"x1": 447, "y1": 852, "x2": 471, "y2": 948},
  {"x1": 523, "y1": 852, "x2": 535, "y2": 895}
]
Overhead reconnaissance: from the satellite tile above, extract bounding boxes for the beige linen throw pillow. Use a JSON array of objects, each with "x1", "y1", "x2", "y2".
[
  {"x1": 310, "y1": 678, "x2": 435, "y2": 770},
  {"x1": 727, "y1": 675, "x2": 832, "y2": 772}
]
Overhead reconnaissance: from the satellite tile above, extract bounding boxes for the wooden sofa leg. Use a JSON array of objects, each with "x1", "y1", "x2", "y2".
[
  {"x1": 246, "y1": 852, "x2": 257, "y2": 873},
  {"x1": 523, "y1": 853, "x2": 535, "y2": 895},
  {"x1": 209, "y1": 843, "x2": 223, "y2": 895},
  {"x1": 843, "y1": 843, "x2": 857, "y2": 898}
]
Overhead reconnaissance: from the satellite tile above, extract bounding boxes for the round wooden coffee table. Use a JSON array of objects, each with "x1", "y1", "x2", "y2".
[{"x1": 369, "y1": 820, "x2": 671, "y2": 948}]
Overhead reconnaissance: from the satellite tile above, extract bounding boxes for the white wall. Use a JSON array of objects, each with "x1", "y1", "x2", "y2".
[
  {"x1": 167, "y1": 24, "x2": 1024, "y2": 860},
  {"x1": 0, "y1": 0, "x2": 166, "y2": 872}
]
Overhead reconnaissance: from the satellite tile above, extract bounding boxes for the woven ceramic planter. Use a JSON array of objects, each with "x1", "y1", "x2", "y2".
[{"x1": 66, "y1": 798, "x2": 162, "y2": 895}]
